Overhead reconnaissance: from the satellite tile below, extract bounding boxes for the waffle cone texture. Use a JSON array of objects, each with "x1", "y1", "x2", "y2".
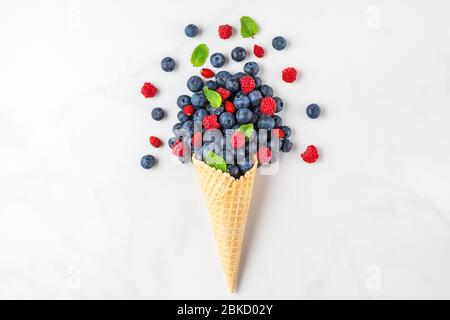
[{"x1": 192, "y1": 156, "x2": 257, "y2": 293}]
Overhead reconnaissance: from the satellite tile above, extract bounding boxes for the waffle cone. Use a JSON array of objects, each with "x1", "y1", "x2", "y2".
[{"x1": 192, "y1": 156, "x2": 257, "y2": 293}]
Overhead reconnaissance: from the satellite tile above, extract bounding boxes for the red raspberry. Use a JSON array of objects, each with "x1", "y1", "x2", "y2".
[
  {"x1": 259, "y1": 97, "x2": 276, "y2": 116},
  {"x1": 141, "y1": 82, "x2": 157, "y2": 98},
  {"x1": 231, "y1": 131, "x2": 245, "y2": 149},
  {"x1": 201, "y1": 68, "x2": 215, "y2": 78},
  {"x1": 282, "y1": 67, "x2": 298, "y2": 83},
  {"x1": 191, "y1": 131, "x2": 202, "y2": 148},
  {"x1": 149, "y1": 136, "x2": 162, "y2": 148},
  {"x1": 301, "y1": 145, "x2": 319, "y2": 163},
  {"x1": 257, "y1": 147, "x2": 272, "y2": 165},
  {"x1": 224, "y1": 101, "x2": 236, "y2": 113},
  {"x1": 183, "y1": 105, "x2": 195, "y2": 116},
  {"x1": 172, "y1": 141, "x2": 186, "y2": 157},
  {"x1": 216, "y1": 87, "x2": 231, "y2": 100},
  {"x1": 218, "y1": 24, "x2": 233, "y2": 39},
  {"x1": 272, "y1": 128, "x2": 285, "y2": 139},
  {"x1": 253, "y1": 44, "x2": 265, "y2": 58},
  {"x1": 239, "y1": 76, "x2": 256, "y2": 94},
  {"x1": 203, "y1": 114, "x2": 220, "y2": 130}
]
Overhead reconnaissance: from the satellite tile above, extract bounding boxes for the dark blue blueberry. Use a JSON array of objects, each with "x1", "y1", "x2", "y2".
[
  {"x1": 251, "y1": 111, "x2": 259, "y2": 124},
  {"x1": 279, "y1": 126, "x2": 291, "y2": 138},
  {"x1": 193, "y1": 109, "x2": 208, "y2": 122},
  {"x1": 177, "y1": 110, "x2": 190, "y2": 123},
  {"x1": 205, "y1": 80, "x2": 218, "y2": 90},
  {"x1": 257, "y1": 115, "x2": 275, "y2": 130},
  {"x1": 272, "y1": 36, "x2": 287, "y2": 51},
  {"x1": 254, "y1": 77, "x2": 262, "y2": 89},
  {"x1": 210, "y1": 53, "x2": 226, "y2": 68},
  {"x1": 173, "y1": 122, "x2": 183, "y2": 136},
  {"x1": 185, "y1": 24, "x2": 199, "y2": 38},
  {"x1": 161, "y1": 57, "x2": 176, "y2": 72},
  {"x1": 182, "y1": 120, "x2": 194, "y2": 136},
  {"x1": 151, "y1": 107, "x2": 165, "y2": 121},
  {"x1": 273, "y1": 115, "x2": 282, "y2": 127},
  {"x1": 209, "y1": 105, "x2": 224, "y2": 116},
  {"x1": 244, "y1": 61, "x2": 259, "y2": 76},
  {"x1": 231, "y1": 47, "x2": 246, "y2": 62},
  {"x1": 168, "y1": 137, "x2": 179, "y2": 149},
  {"x1": 233, "y1": 72, "x2": 245, "y2": 80},
  {"x1": 280, "y1": 138, "x2": 293, "y2": 152},
  {"x1": 227, "y1": 165, "x2": 240, "y2": 179},
  {"x1": 177, "y1": 95, "x2": 191, "y2": 109},
  {"x1": 233, "y1": 92, "x2": 251, "y2": 109},
  {"x1": 191, "y1": 92, "x2": 206, "y2": 108},
  {"x1": 248, "y1": 90, "x2": 263, "y2": 106},
  {"x1": 236, "y1": 108, "x2": 253, "y2": 124},
  {"x1": 187, "y1": 76, "x2": 203, "y2": 92},
  {"x1": 306, "y1": 103, "x2": 321, "y2": 119},
  {"x1": 274, "y1": 97, "x2": 284, "y2": 112},
  {"x1": 141, "y1": 155, "x2": 156, "y2": 169},
  {"x1": 219, "y1": 112, "x2": 236, "y2": 129},
  {"x1": 216, "y1": 71, "x2": 232, "y2": 87},
  {"x1": 260, "y1": 85, "x2": 273, "y2": 97},
  {"x1": 238, "y1": 161, "x2": 253, "y2": 175},
  {"x1": 225, "y1": 77, "x2": 240, "y2": 92}
]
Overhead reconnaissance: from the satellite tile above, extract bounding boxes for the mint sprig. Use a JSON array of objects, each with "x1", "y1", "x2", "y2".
[
  {"x1": 191, "y1": 44, "x2": 209, "y2": 67},
  {"x1": 239, "y1": 123, "x2": 254, "y2": 139},
  {"x1": 203, "y1": 87, "x2": 222, "y2": 108},
  {"x1": 205, "y1": 152, "x2": 227, "y2": 172},
  {"x1": 240, "y1": 16, "x2": 259, "y2": 38}
]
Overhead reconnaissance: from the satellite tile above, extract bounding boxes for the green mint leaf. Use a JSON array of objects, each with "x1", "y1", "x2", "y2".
[
  {"x1": 240, "y1": 16, "x2": 259, "y2": 38},
  {"x1": 205, "y1": 151, "x2": 227, "y2": 172},
  {"x1": 190, "y1": 44, "x2": 209, "y2": 67},
  {"x1": 203, "y1": 87, "x2": 222, "y2": 108},
  {"x1": 239, "y1": 123, "x2": 254, "y2": 139}
]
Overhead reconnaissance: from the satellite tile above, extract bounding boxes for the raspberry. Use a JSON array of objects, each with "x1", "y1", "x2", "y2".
[
  {"x1": 183, "y1": 105, "x2": 195, "y2": 116},
  {"x1": 231, "y1": 131, "x2": 245, "y2": 149},
  {"x1": 253, "y1": 44, "x2": 265, "y2": 58},
  {"x1": 257, "y1": 147, "x2": 272, "y2": 165},
  {"x1": 172, "y1": 141, "x2": 186, "y2": 157},
  {"x1": 201, "y1": 68, "x2": 215, "y2": 78},
  {"x1": 203, "y1": 114, "x2": 220, "y2": 130},
  {"x1": 239, "y1": 76, "x2": 256, "y2": 94},
  {"x1": 259, "y1": 97, "x2": 276, "y2": 116},
  {"x1": 272, "y1": 128, "x2": 285, "y2": 139},
  {"x1": 191, "y1": 131, "x2": 202, "y2": 148},
  {"x1": 218, "y1": 24, "x2": 233, "y2": 39},
  {"x1": 141, "y1": 82, "x2": 157, "y2": 98},
  {"x1": 224, "y1": 101, "x2": 236, "y2": 113},
  {"x1": 216, "y1": 87, "x2": 231, "y2": 100},
  {"x1": 282, "y1": 67, "x2": 297, "y2": 83},
  {"x1": 301, "y1": 145, "x2": 319, "y2": 163},
  {"x1": 149, "y1": 136, "x2": 162, "y2": 148}
]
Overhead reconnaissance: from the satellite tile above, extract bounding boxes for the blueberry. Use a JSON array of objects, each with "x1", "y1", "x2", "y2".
[
  {"x1": 210, "y1": 53, "x2": 226, "y2": 68},
  {"x1": 254, "y1": 77, "x2": 262, "y2": 89},
  {"x1": 191, "y1": 92, "x2": 206, "y2": 108},
  {"x1": 225, "y1": 78, "x2": 240, "y2": 92},
  {"x1": 274, "y1": 97, "x2": 284, "y2": 112},
  {"x1": 233, "y1": 72, "x2": 246, "y2": 80},
  {"x1": 208, "y1": 105, "x2": 224, "y2": 116},
  {"x1": 281, "y1": 139, "x2": 293, "y2": 152},
  {"x1": 236, "y1": 108, "x2": 253, "y2": 124},
  {"x1": 177, "y1": 110, "x2": 190, "y2": 122},
  {"x1": 227, "y1": 165, "x2": 240, "y2": 179},
  {"x1": 238, "y1": 161, "x2": 253, "y2": 175},
  {"x1": 244, "y1": 61, "x2": 259, "y2": 76},
  {"x1": 231, "y1": 47, "x2": 246, "y2": 62},
  {"x1": 193, "y1": 109, "x2": 208, "y2": 122},
  {"x1": 141, "y1": 155, "x2": 156, "y2": 169},
  {"x1": 257, "y1": 115, "x2": 275, "y2": 130},
  {"x1": 216, "y1": 71, "x2": 232, "y2": 87},
  {"x1": 173, "y1": 122, "x2": 183, "y2": 136},
  {"x1": 273, "y1": 115, "x2": 282, "y2": 127},
  {"x1": 205, "y1": 80, "x2": 218, "y2": 90},
  {"x1": 187, "y1": 76, "x2": 203, "y2": 92},
  {"x1": 279, "y1": 125, "x2": 291, "y2": 138},
  {"x1": 306, "y1": 103, "x2": 321, "y2": 119},
  {"x1": 219, "y1": 112, "x2": 236, "y2": 129},
  {"x1": 177, "y1": 95, "x2": 191, "y2": 109},
  {"x1": 151, "y1": 107, "x2": 165, "y2": 121},
  {"x1": 185, "y1": 24, "x2": 199, "y2": 38},
  {"x1": 182, "y1": 120, "x2": 194, "y2": 136},
  {"x1": 233, "y1": 92, "x2": 251, "y2": 109},
  {"x1": 260, "y1": 85, "x2": 273, "y2": 97},
  {"x1": 248, "y1": 90, "x2": 263, "y2": 106},
  {"x1": 168, "y1": 137, "x2": 179, "y2": 149},
  {"x1": 161, "y1": 57, "x2": 176, "y2": 72},
  {"x1": 251, "y1": 111, "x2": 260, "y2": 124},
  {"x1": 272, "y1": 36, "x2": 287, "y2": 51}
]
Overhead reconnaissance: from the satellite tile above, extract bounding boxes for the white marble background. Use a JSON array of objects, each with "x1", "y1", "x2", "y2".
[{"x1": 1, "y1": 0, "x2": 450, "y2": 299}]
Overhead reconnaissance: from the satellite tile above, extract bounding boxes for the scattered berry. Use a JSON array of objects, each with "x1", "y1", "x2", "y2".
[
  {"x1": 249, "y1": 90, "x2": 263, "y2": 106},
  {"x1": 279, "y1": 125, "x2": 291, "y2": 138},
  {"x1": 233, "y1": 92, "x2": 251, "y2": 109},
  {"x1": 272, "y1": 36, "x2": 287, "y2": 51},
  {"x1": 257, "y1": 115, "x2": 275, "y2": 130},
  {"x1": 141, "y1": 82, "x2": 157, "y2": 98},
  {"x1": 231, "y1": 131, "x2": 245, "y2": 149},
  {"x1": 216, "y1": 71, "x2": 232, "y2": 87},
  {"x1": 149, "y1": 136, "x2": 162, "y2": 148},
  {"x1": 161, "y1": 57, "x2": 176, "y2": 72},
  {"x1": 306, "y1": 103, "x2": 321, "y2": 119},
  {"x1": 301, "y1": 145, "x2": 319, "y2": 163},
  {"x1": 236, "y1": 108, "x2": 253, "y2": 124},
  {"x1": 183, "y1": 105, "x2": 195, "y2": 116},
  {"x1": 224, "y1": 101, "x2": 236, "y2": 113},
  {"x1": 141, "y1": 155, "x2": 156, "y2": 169},
  {"x1": 281, "y1": 139, "x2": 293, "y2": 153},
  {"x1": 253, "y1": 45, "x2": 265, "y2": 58},
  {"x1": 272, "y1": 128, "x2": 285, "y2": 139},
  {"x1": 274, "y1": 97, "x2": 284, "y2": 113},
  {"x1": 187, "y1": 76, "x2": 203, "y2": 92},
  {"x1": 210, "y1": 53, "x2": 226, "y2": 68},
  {"x1": 257, "y1": 147, "x2": 272, "y2": 165},
  {"x1": 203, "y1": 114, "x2": 221, "y2": 130},
  {"x1": 260, "y1": 97, "x2": 276, "y2": 116},
  {"x1": 191, "y1": 92, "x2": 206, "y2": 108},
  {"x1": 218, "y1": 24, "x2": 233, "y2": 39},
  {"x1": 201, "y1": 68, "x2": 215, "y2": 78},
  {"x1": 151, "y1": 107, "x2": 165, "y2": 121},
  {"x1": 227, "y1": 165, "x2": 240, "y2": 178},
  {"x1": 260, "y1": 84, "x2": 273, "y2": 97},
  {"x1": 240, "y1": 76, "x2": 256, "y2": 94},
  {"x1": 216, "y1": 87, "x2": 231, "y2": 100},
  {"x1": 177, "y1": 95, "x2": 191, "y2": 109},
  {"x1": 244, "y1": 61, "x2": 260, "y2": 76},
  {"x1": 185, "y1": 24, "x2": 199, "y2": 38},
  {"x1": 225, "y1": 78, "x2": 240, "y2": 92},
  {"x1": 172, "y1": 141, "x2": 186, "y2": 157},
  {"x1": 219, "y1": 112, "x2": 236, "y2": 129},
  {"x1": 231, "y1": 47, "x2": 246, "y2": 62},
  {"x1": 282, "y1": 67, "x2": 297, "y2": 83}
]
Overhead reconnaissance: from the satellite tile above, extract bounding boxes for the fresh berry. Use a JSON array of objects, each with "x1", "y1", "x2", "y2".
[
  {"x1": 254, "y1": 77, "x2": 262, "y2": 89},
  {"x1": 301, "y1": 145, "x2": 319, "y2": 163},
  {"x1": 149, "y1": 136, "x2": 162, "y2": 148},
  {"x1": 172, "y1": 141, "x2": 186, "y2": 157},
  {"x1": 208, "y1": 105, "x2": 225, "y2": 116},
  {"x1": 273, "y1": 115, "x2": 282, "y2": 127},
  {"x1": 253, "y1": 45, "x2": 265, "y2": 58},
  {"x1": 201, "y1": 68, "x2": 215, "y2": 78},
  {"x1": 272, "y1": 128, "x2": 285, "y2": 139},
  {"x1": 239, "y1": 76, "x2": 256, "y2": 94},
  {"x1": 219, "y1": 112, "x2": 236, "y2": 129},
  {"x1": 260, "y1": 84, "x2": 273, "y2": 97},
  {"x1": 236, "y1": 108, "x2": 253, "y2": 124},
  {"x1": 231, "y1": 131, "x2": 245, "y2": 149},
  {"x1": 279, "y1": 125, "x2": 291, "y2": 138},
  {"x1": 203, "y1": 114, "x2": 220, "y2": 130},
  {"x1": 249, "y1": 90, "x2": 263, "y2": 106},
  {"x1": 191, "y1": 93, "x2": 207, "y2": 108},
  {"x1": 281, "y1": 139, "x2": 293, "y2": 153},
  {"x1": 233, "y1": 92, "x2": 251, "y2": 109},
  {"x1": 225, "y1": 78, "x2": 240, "y2": 92},
  {"x1": 233, "y1": 72, "x2": 245, "y2": 80},
  {"x1": 260, "y1": 97, "x2": 276, "y2": 116},
  {"x1": 238, "y1": 161, "x2": 253, "y2": 175},
  {"x1": 244, "y1": 62, "x2": 259, "y2": 76},
  {"x1": 141, "y1": 82, "x2": 157, "y2": 98},
  {"x1": 187, "y1": 76, "x2": 203, "y2": 92},
  {"x1": 193, "y1": 109, "x2": 208, "y2": 122},
  {"x1": 306, "y1": 103, "x2": 321, "y2": 119},
  {"x1": 205, "y1": 80, "x2": 218, "y2": 90},
  {"x1": 272, "y1": 36, "x2": 287, "y2": 50},
  {"x1": 191, "y1": 131, "x2": 202, "y2": 148},
  {"x1": 177, "y1": 110, "x2": 190, "y2": 123},
  {"x1": 282, "y1": 67, "x2": 297, "y2": 83},
  {"x1": 224, "y1": 101, "x2": 236, "y2": 113},
  {"x1": 227, "y1": 165, "x2": 240, "y2": 178},
  {"x1": 172, "y1": 123, "x2": 183, "y2": 136},
  {"x1": 183, "y1": 105, "x2": 195, "y2": 116},
  {"x1": 273, "y1": 97, "x2": 284, "y2": 112},
  {"x1": 185, "y1": 24, "x2": 199, "y2": 38},
  {"x1": 210, "y1": 53, "x2": 226, "y2": 68},
  {"x1": 161, "y1": 57, "x2": 176, "y2": 72},
  {"x1": 216, "y1": 87, "x2": 231, "y2": 100},
  {"x1": 141, "y1": 155, "x2": 156, "y2": 169},
  {"x1": 257, "y1": 116, "x2": 275, "y2": 130},
  {"x1": 182, "y1": 120, "x2": 195, "y2": 136},
  {"x1": 177, "y1": 95, "x2": 191, "y2": 109},
  {"x1": 216, "y1": 71, "x2": 232, "y2": 87},
  {"x1": 257, "y1": 147, "x2": 272, "y2": 165},
  {"x1": 168, "y1": 137, "x2": 179, "y2": 149},
  {"x1": 218, "y1": 24, "x2": 233, "y2": 39},
  {"x1": 151, "y1": 107, "x2": 165, "y2": 121},
  {"x1": 231, "y1": 47, "x2": 246, "y2": 62}
]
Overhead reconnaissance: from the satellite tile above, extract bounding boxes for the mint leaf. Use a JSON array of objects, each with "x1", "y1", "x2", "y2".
[
  {"x1": 239, "y1": 123, "x2": 254, "y2": 139},
  {"x1": 191, "y1": 44, "x2": 209, "y2": 67},
  {"x1": 240, "y1": 16, "x2": 259, "y2": 38},
  {"x1": 205, "y1": 152, "x2": 227, "y2": 172},
  {"x1": 203, "y1": 87, "x2": 222, "y2": 108}
]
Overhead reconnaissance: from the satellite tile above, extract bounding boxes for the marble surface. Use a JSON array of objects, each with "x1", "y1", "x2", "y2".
[{"x1": 1, "y1": 0, "x2": 450, "y2": 299}]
